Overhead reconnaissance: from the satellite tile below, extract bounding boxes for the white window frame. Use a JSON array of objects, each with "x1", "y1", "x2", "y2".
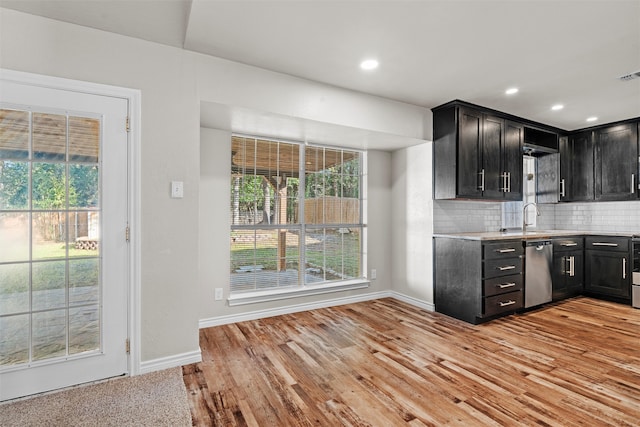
[{"x1": 228, "y1": 135, "x2": 369, "y2": 306}]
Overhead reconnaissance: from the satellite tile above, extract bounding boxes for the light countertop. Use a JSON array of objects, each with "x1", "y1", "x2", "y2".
[{"x1": 433, "y1": 230, "x2": 637, "y2": 241}]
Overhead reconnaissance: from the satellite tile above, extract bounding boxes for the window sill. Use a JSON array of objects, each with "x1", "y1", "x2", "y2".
[{"x1": 227, "y1": 279, "x2": 370, "y2": 307}]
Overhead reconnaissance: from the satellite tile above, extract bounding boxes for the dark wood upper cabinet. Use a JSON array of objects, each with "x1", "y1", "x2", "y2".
[
  {"x1": 433, "y1": 102, "x2": 523, "y2": 200},
  {"x1": 433, "y1": 100, "x2": 639, "y2": 203},
  {"x1": 481, "y1": 114, "x2": 504, "y2": 199},
  {"x1": 594, "y1": 123, "x2": 638, "y2": 201},
  {"x1": 559, "y1": 131, "x2": 594, "y2": 201},
  {"x1": 504, "y1": 121, "x2": 524, "y2": 201},
  {"x1": 456, "y1": 106, "x2": 483, "y2": 198}
]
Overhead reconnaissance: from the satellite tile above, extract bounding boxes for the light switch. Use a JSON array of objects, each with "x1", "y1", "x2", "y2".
[{"x1": 170, "y1": 181, "x2": 184, "y2": 199}]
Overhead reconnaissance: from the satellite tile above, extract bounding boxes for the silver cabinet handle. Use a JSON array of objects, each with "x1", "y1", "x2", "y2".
[
  {"x1": 508, "y1": 172, "x2": 511, "y2": 193},
  {"x1": 496, "y1": 248, "x2": 516, "y2": 253},
  {"x1": 592, "y1": 242, "x2": 618, "y2": 247},
  {"x1": 498, "y1": 265, "x2": 516, "y2": 271},
  {"x1": 561, "y1": 242, "x2": 578, "y2": 247},
  {"x1": 560, "y1": 179, "x2": 566, "y2": 198},
  {"x1": 569, "y1": 256, "x2": 575, "y2": 277},
  {"x1": 498, "y1": 282, "x2": 516, "y2": 289},
  {"x1": 623, "y1": 258, "x2": 626, "y2": 279},
  {"x1": 632, "y1": 174, "x2": 636, "y2": 194},
  {"x1": 478, "y1": 169, "x2": 485, "y2": 191},
  {"x1": 499, "y1": 300, "x2": 517, "y2": 307}
]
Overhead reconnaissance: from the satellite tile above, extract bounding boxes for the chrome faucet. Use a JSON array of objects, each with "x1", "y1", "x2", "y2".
[{"x1": 523, "y1": 202, "x2": 541, "y2": 232}]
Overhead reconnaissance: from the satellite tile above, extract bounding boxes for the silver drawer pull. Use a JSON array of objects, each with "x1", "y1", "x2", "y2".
[
  {"x1": 561, "y1": 243, "x2": 578, "y2": 247},
  {"x1": 499, "y1": 300, "x2": 516, "y2": 307},
  {"x1": 497, "y1": 266, "x2": 516, "y2": 271},
  {"x1": 623, "y1": 258, "x2": 626, "y2": 279},
  {"x1": 497, "y1": 248, "x2": 516, "y2": 253},
  {"x1": 498, "y1": 283, "x2": 516, "y2": 289},
  {"x1": 592, "y1": 242, "x2": 618, "y2": 247}
]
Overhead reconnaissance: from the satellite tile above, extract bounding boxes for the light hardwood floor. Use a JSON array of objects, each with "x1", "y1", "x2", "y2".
[{"x1": 183, "y1": 297, "x2": 640, "y2": 426}]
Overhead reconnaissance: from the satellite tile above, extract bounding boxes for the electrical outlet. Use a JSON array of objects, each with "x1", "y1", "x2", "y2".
[
  {"x1": 371, "y1": 269, "x2": 377, "y2": 280},
  {"x1": 170, "y1": 181, "x2": 184, "y2": 199},
  {"x1": 214, "y1": 288, "x2": 223, "y2": 301}
]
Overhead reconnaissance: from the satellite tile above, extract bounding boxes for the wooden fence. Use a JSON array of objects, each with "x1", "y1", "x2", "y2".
[{"x1": 303, "y1": 197, "x2": 360, "y2": 224}]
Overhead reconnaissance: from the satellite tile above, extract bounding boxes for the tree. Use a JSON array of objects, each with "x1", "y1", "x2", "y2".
[
  {"x1": 305, "y1": 158, "x2": 360, "y2": 198},
  {"x1": 0, "y1": 160, "x2": 28, "y2": 209}
]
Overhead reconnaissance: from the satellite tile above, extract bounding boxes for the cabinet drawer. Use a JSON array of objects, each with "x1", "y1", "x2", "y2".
[
  {"x1": 483, "y1": 291, "x2": 523, "y2": 317},
  {"x1": 553, "y1": 237, "x2": 583, "y2": 252},
  {"x1": 585, "y1": 236, "x2": 629, "y2": 252},
  {"x1": 483, "y1": 274, "x2": 523, "y2": 297},
  {"x1": 484, "y1": 257, "x2": 523, "y2": 278},
  {"x1": 484, "y1": 241, "x2": 524, "y2": 260}
]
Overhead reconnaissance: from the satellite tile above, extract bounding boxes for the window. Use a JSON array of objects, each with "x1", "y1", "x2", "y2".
[{"x1": 230, "y1": 135, "x2": 365, "y2": 295}]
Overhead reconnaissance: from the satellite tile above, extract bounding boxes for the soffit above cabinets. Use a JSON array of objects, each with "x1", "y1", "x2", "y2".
[{"x1": 201, "y1": 101, "x2": 426, "y2": 151}]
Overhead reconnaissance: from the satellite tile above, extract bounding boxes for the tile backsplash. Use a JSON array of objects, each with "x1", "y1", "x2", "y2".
[
  {"x1": 433, "y1": 199, "x2": 640, "y2": 234},
  {"x1": 433, "y1": 200, "x2": 501, "y2": 233},
  {"x1": 551, "y1": 201, "x2": 640, "y2": 233}
]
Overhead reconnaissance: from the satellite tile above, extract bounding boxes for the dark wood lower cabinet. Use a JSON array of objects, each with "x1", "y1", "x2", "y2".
[
  {"x1": 584, "y1": 236, "x2": 631, "y2": 301},
  {"x1": 434, "y1": 237, "x2": 523, "y2": 324},
  {"x1": 552, "y1": 237, "x2": 584, "y2": 301},
  {"x1": 585, "y1": 250, "x2": 630, "y2": 299},
  {"x1": 552, "y1": 251, "x2": 583, "y2": 300},
  {"x1": 435, "y1": 235, "x2": 632, "y2": 324}
]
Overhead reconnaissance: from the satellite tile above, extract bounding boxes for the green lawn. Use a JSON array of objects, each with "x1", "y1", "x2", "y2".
[
  {"x1": 0, "y1": 242, "x2": 98, "y2": 295},
  {"x1": 231, "y1": 229, "x2": 361, "y2": 278}
]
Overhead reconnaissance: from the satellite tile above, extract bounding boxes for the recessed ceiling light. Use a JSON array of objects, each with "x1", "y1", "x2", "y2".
[
  {"x1": 360, "y1": 59, "x2": 379, "y2": 71},
  {"x1": 505, "y1": 87, "x2": 518, "y2": 95},
  {"x1": 586, "y1": 116, "x2": 598, "y2": 122},
  {"x1": 551, "y1": 104, "x2": 564, "y2": 111}
]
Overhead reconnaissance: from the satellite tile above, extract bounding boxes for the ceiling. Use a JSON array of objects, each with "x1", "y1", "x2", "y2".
[{"x1": 2, "y1": 0, "x2": 639, "y2": 135}]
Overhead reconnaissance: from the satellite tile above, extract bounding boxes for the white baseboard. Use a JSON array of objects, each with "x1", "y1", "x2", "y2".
[
  {"x1": 389, "y1": 291, "x2": 435, "y2": 311},
  {"x1": 138, "y1": 349, "x2": 202, "y2": 375},
  {"x1": 199, "y1": 290, "x2": 434, "y2": 329}
]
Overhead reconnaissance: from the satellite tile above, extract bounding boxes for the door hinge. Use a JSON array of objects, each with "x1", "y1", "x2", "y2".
[
  {"x1": 125, "y1": 338, "x2": 130, "y2": 354},
  {"x1": 125, "y1": 225, "x2": 130, "y2": 242},
  {"x1": 125, "y1": 116, "x2": 131, "y2": 133}
]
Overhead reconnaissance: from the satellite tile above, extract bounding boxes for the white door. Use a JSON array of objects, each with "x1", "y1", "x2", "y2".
[{"x1": 0, "y1": 79, "x2": 129, "y2": 401}]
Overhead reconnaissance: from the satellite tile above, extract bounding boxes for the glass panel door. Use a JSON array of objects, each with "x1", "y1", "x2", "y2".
[
  {"x1": 0, "y1": 108, "x2": 102, "y2": 366},
  {"x1": 0, "y1": 77, "x2": 129, "y2": 401}
]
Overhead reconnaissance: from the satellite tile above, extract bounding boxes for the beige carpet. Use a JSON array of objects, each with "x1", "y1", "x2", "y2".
[{"x1": 0, "y1": 368, "x2": 192, "y2": 427}]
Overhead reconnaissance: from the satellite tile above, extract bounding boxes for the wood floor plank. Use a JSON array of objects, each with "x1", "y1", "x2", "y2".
[{"x1": 184, "y1": 297, "x2": 640, "y2": 426}]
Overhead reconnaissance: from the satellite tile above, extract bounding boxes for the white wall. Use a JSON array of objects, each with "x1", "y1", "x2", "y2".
[
  {"x1": 391, "y1": 143, "x2": 434, "y2": 306},
  {"x1": 0, "y1": 8, "x2": 429, "y2": 365}
]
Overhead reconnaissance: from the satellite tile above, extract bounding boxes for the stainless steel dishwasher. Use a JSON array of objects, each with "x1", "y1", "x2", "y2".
[{"x1": 524, "y1": 240, "x2": 553, "y2": 308}]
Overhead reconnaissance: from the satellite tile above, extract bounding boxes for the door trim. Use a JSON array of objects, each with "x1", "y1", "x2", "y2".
[{"x1": 0, "y1": 69, "x2": 143, "y2": 377}]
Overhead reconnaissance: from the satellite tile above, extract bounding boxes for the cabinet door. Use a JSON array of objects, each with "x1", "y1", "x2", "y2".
[
  {"x1": 457, "y1": 107, "x2": 483, "y2": 198},
  {"x1": 481, "y1": 115, "x2": 504, "y2": 199},
  {"x1": 504, "y1": 121, "x2": 523, "y2": 200},
  {"x1": 585, "y1": 250, "x2": 630, "y2": 298},
  {"x1": 566, "y1": 251, "x2": 584, "y2": 292},
  {"x1": 563, "y1": 131, "x2": 594, "y2": 201},
  {"x1": 558, "y1": 136, "x2": 571, "y2": 201},
  {"x1": 595, "y1": 123, "x2": 638, "y2": 201},
  {"x1": 552, "y1": 252, "x2": 569, "y2": 300}
]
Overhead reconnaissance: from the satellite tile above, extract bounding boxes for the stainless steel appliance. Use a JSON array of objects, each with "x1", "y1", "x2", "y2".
[
  {"x1": 633, "y1": 237, "x2": 640, "y2": 309},
  {"x1": 525, "y1": 240, "x2": 553, "y2": 308}
]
